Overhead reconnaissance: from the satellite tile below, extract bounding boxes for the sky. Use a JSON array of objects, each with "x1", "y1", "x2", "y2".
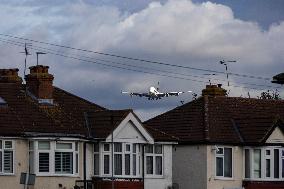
[{"x1": 0, "y1": 0, "x2": 284, "y2": 121}]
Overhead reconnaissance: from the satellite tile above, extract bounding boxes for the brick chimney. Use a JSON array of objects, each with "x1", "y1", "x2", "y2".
[
  {"x1": 0, "y1": 68, "x2": 22, "y2": 84},
  {"x1": 202, "y1": 84, "x2": 227, "y2": 97},
  {"x1": 25, "y1": 65, "x2": 54, "y2": 100}
]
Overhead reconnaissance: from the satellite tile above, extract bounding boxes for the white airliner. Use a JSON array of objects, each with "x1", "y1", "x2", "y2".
[{"x1": 122, "y1": 86, "x2": 192, "y2": 100}]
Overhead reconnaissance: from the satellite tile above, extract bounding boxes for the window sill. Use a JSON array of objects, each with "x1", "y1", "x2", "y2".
[
  {"x1": 145, "y1": 175, "x2": 164, "y2": 179},
  {"x1": 214, "y1": 176, "x2": 234, "y2": 181},
  {"x1": 0, "y1": 173, "x2": 15, "y2": 176},
  {"x1": 36, "y1": 174, "x2": 80, "y2": 177}
]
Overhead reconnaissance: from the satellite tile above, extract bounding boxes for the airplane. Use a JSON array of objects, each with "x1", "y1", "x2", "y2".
[{"x1": 122, "y1": 86, "x2": 192, "y2": 100}]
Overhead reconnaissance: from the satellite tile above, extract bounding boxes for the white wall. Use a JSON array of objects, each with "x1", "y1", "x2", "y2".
[{"x1": 144, "y1": 144, "x2": 173, "y2": 189}]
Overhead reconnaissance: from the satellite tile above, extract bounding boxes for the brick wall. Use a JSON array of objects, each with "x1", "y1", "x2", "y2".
[
  {"x1": 93, "y1": 179, "x2": 144, "y2": 189},
  {"x1": 243, "y1": 181, "x2": 284, "y2": 189}
]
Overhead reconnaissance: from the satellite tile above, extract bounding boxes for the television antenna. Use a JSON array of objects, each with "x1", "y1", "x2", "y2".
[
  {"x1": 36, "y1": 52, "x2": 46, "y2": 66},
  {"x1": 20, "y1": 43, "x2": 32, "y2": 77},
  {"x1": 219, "y1": 60, "x2": 236, "y2": 86}
]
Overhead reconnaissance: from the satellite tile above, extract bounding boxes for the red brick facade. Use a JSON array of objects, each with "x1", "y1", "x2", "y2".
[
  {"x1": 92, "y1": 179, "x2": 144, "y2": 189},
  {"x1": 243, "y1": 181, "x2": 284, "y2": 189}
]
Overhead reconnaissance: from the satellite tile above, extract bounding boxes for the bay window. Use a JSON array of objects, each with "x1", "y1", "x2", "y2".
[
  {"x1": 244, "y1": 147, "x2": 284, "y2": 180},
  {"x1": 35, "y1": 141, "x2": 79, "y2": 176},
  {"x1": 215, "y1": 147, "x2": 232, "y2": 178},
  {"x1": 145, "y1": 144, "x2": 163, "y2": 176},
  {"x1": 98, "y1": 142, "x2": 142, "y2": 177},
  {"x1": 0, "y1": 140, "x2": 14, "y2": 174}
]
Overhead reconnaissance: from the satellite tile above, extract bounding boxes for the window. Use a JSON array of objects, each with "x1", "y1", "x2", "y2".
[
  {"x1": 215, "y1": 147, "x2": 232, "y2": 178},
  {"x1": 35, "y1": 141, "x2": 78, "y2": 175},
  {"x1": 114, "y1": 143, "x2": 122, "y2": 175},
  {"x1": 55, "y1": 143, "x2": 73, "y2": 174},
  {"x1": 244, "y1": 147, "x2": 284, "y2": 180},
  {"x1": 100, "y1": 143, "x2": 141, "y2": 177},
  {"x1": 94, "y1": 143, "x2": 100, "y2": 175},
  {"x1": 145, "y1": 144, "x2": 163, "y2": 176},
  {"x1": 0, "y1": 140, "x2": 14, "y2": 174},
  {"x1": 245, "y1": 149, "x2": 250, "y2": 178}
]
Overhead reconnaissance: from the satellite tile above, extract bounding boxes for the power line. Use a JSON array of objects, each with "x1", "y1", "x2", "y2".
[
  {"x1": 0, "y1": 37, "x2": 279, "y2": 91},
  {"x1": 0, "y1": 33, "x2": 272, "y2": 81}
]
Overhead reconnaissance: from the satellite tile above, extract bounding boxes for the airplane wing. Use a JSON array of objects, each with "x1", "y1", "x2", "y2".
[
  {"x1": 164, "y1": 91, "x2": 192, "y2": 97},
  {"x1": 121, "y1": 91, "x2": 150, "y2": 97}
]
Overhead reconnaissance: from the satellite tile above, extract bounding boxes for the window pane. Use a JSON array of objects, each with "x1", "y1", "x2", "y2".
[
  {"x1": 104, "y1": 155, "x2": 110, "y2": 174},
  {"x1": 274, "y1": 149, "x2": 279, "y2": 178},
  {"x1": 266, "y1": 159, "x2": 271, "y2": 177},
  {"x1": 114, "y1": 143, "x2": 122, "y2": 152},
  {"x1": 245, "y1": 149, "x2": 250, "y2": 178},
  {"x1": 39, "y1": 153, "x2": 49, "y2": 172},
  {"x1": 94, "y1": 143, "x2": 99, "y2": 152},
  {"x1": 104, "y1": 144, "x2": 110, "y2": 152},
  {"x1": 4, "y1": 151, "x2": 13, "y2": 173},
  {"x1": 155, "y1": 145, "x2": 162, "y2": 154},
  {"x1": 94, "y1": 154, "x2": 100, "y2": 175},
  {"x1": 0, "y1": 141, "x2": 2, "y2": 149},
  {"x1": 75, "y1": 153, "x2": 79, "y2": 174},
  {"x1": 216, "y1": 157, "x2": 223, "y2": 176},
  {"x1": 56, "y1": 143, "x2": 72, "y2": 150},
  {"x1": 0, "y1": 151, "x2": 2, "y2": 172},
  {"x1": 126, "y1": 144, "x2": 131, "y2": 152},
  {"x1": 282, "y1": 159, "x2": 284, "y2": 178},
  {"x1": 253, "y1": 149, "x2": 261, "y2": 178},
  {"x1": 75, "y1": 142, "x2": 78, "y2": 151},
  {"x1": 133, "y1": 154, "x2": 136, "y2": 175},
  {"x1": 4, "y1": 141, "x2": 12, "y2": 149},
  {"x1": 146, "y1": 156, "x2": 153, "y2": 174},
  {"x1": 266, "y1": 150, "x2": 271, "y2": 156},
  {"x1": 38, "y1": 141, "x2": 50, "y2": 150},
  {"x1": 125, "y1": 154, "x2": 130, "y2": 175},
  {"x1": 55, "y1": 152, "x2": 73, "y2": 174},
  {"x1": 145, "y1": 145, "x2": 153, "y2": 153},
  {"x1": 133, "y1": 144, "x2": 136, "y2": 153},
  {"x1": 224, "y1": 148, "x2": 232, "y2": 177},
  {"x1": 155, "y1": 156, "x2": 163, "y2": 175},
  {"x1": 114, "y1": 154, "x2": 122, "y2": 175}
]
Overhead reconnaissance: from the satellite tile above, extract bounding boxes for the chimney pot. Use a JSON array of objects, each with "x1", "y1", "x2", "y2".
[
  {"x1": 0, "y1": 68, "x2": 22, "y2": 84},
  {"x1": 202, "y1": 84, "x2": 226, "y2": 97}
]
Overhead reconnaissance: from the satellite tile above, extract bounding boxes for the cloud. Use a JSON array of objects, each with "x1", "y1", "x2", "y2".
[{"x1": 0, "y1": 0, "x2": 284, "y2": 120}]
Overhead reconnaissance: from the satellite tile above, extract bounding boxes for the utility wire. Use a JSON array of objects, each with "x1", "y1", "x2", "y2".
[
  {"x1": 0, "y1": 33, "x2": 272, "y2": 81},
  {"x1": 0, "y1": 37, "x2": 279, "y2": 90},
  {"x1": 0, "y1": 38, "x2": 279, "y2": 91}
]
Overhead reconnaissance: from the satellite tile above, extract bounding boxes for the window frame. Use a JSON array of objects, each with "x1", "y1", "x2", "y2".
[
  {"x1": 243, "y1": 147, "x2": 284, "y2": 181},
  {"x1": 0, "y1": 140, "x2": 15, "y2": 175},
  {"x1": 99, "y1": 142, "x2": 142, "y2": 178},
  {"x1": 144, "y1": 144, "x2": 164, "y2": 178},
  {"x1": 34, "y1": 140, "x2": 79, "y2": 177},
  {"x1": 214, "y1": 147, "x2": 233, "y2": 179}
]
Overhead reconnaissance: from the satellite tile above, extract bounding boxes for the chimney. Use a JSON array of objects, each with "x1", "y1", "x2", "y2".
[
  {"x1": 25, "y1": 65, "x2": 54, "y2": 100},
  {"x1": 0, "y1": 68, "x2": 22, "y2": 84},
  {"x1": 202, "y1": 84, "x2": 227, "y2": 97}
]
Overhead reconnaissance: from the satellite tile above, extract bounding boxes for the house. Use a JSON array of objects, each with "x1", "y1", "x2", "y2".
[
  {"x1": 145, "y1": 84, "x2": 284, "y2": 189},
  {"x1": 0, "y1": 65, "x2": 176, "y2": 189}
]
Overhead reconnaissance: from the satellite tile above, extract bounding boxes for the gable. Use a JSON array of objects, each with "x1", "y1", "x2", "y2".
[
  {"x1": 106, "y1": 112, "x2": 154, "y2": 144},
  {"x1": 266, "y1": 127, "x2": 284, "y2": 144}
]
